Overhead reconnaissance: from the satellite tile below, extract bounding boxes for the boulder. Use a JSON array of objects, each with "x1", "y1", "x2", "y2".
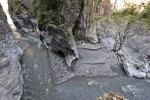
[
  {"x1": 96, "y1": 17, "x2": 150, "y2": 78},
  {"x1": 120, "y1": 35, "x2": 150, "y2": 78},
  {"x1": 34, "y1": 0, "x2": 80, "y2": 67}
]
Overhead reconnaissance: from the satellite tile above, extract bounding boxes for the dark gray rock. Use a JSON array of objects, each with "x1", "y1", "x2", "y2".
[
  {"x1": 47, "y1": 24, "x2": 79, "y2": 67},
  {"x1": 11, "y1": 13, "x2": 39, "y2": 38},
  {"x1": 33, "y1": 0, "x2": 80, "y2": 67},
  {"x1": 0, "y1": 6, "x2": 26, "y2": 100},
  {"x1": 0, "y1": 33, "x2": 23, "y2": 100}
]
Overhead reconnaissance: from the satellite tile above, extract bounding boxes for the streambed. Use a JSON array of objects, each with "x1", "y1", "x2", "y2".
[{"x1": 21, "y1": 36, "x2": 150, "y2": 100}]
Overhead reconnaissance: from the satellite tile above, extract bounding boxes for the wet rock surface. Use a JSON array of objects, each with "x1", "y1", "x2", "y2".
[
  {"x1": 20, "y1": 37, "x2": 55, "y2": 100},
  {"x1": 48, "y1": 42, "x2": 119, "y2": 84},
  {"x1": 10, "y1": 7, "x2": 150, "y2": 99},
  {"x1": 74, "y1": 43, "x2": 119, "y2": 77},
  {"x1": 56, "y1": 77, "x2": 150, "y2": 100},
  {"x1": 21, "y1": 36, "x2": 150, "y2": 100}
]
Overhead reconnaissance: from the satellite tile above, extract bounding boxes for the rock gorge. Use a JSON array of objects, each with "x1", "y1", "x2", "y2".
[
  {"x1": 31, "y1": 0, "x2": 150, "y2": 80},
  {"x1": 0, "y1": 0, "x2": 150, "y2": 99}
]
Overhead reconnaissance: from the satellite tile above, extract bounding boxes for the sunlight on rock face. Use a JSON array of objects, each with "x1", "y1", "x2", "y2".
[
  {"x1": 111, "y1": 0, "x2": 150, "y2": 12},
  {"x1": 0, "y1": 0, "x2": 21, "y2": 39}
]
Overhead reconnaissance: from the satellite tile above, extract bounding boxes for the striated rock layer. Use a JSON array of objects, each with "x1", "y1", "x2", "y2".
[{"x1": 0, "y1": 4, "x2": 27, "y2": 100}]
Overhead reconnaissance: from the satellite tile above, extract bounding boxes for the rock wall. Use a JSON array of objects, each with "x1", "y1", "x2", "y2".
[
  {"x1": 0, "y1": 5, "x2": 23, "y2": 100},
  {"x1": 8, "y1": 0, "x2": 150, "y2": 85},
  {"x1": 73, "y1": 0, "x2": 112, "y2": 43},
  {"x1": 96, "y1": 17, "x2": 150, "y2": 78},
  {"x1": 30, "y1": 0, "x2": 150, "y2": 67},
  {"x1": 33, "y1": 0, "x2": 80, "y2": 67},
  {"x1": 74, "y1": 0, "x2": 150, "y2": 43}
]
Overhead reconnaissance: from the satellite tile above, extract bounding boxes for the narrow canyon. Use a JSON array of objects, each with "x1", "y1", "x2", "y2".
[{"x1": 0, "y1": 0, "x2": 150, "y2": 100}]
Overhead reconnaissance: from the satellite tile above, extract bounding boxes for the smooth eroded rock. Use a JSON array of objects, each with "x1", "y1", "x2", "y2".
[{"x1": 121, "y1": 36, "x2": 150, "y2": 78}]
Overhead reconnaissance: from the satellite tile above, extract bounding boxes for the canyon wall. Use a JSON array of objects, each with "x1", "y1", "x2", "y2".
[
  {"x1": 8, "y1": 0, "x2": 150, "y2": 84},
  {"x1": 2, "y1": 0, "x2": 150, "y2": 99},
  {"x1": 0, "y1": 5, "x2": 23, "y2": 100}
]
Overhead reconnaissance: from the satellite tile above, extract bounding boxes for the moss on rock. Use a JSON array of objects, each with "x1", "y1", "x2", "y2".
[
  {"x1": 0, "y1": 5, "x2": 5, "y2": 16},
  {"x1": 8, "y1": 0, "x2": 20, "y2": 12},
  {"x1": 94, "y1": 4, "x2": 150, "y2": 28},
  {"x1": 33, "y1": 0, "x2": 66, "y2": 30}
]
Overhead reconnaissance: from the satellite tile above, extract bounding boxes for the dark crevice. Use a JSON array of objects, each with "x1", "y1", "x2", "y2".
[
  {"x1": 39, "y1": 34, "x2": 44, "y2": 42},
  {"x1": 112, "y1": 22, "x2": 131, "y2": 64},
  {"x1": 72, "y1": 0, "x2": 84, "y2": 36},
  {"x1": 57, "y1": 50, "x2": 65, "y2": 57}
]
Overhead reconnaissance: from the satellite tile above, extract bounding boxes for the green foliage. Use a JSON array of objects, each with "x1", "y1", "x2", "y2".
[
  {"x1": 33, "y1": 0, "x2": 66, "y2": 30},
  {"x1": 8, "y1": 0, "x2": 21, "y2": 12},
  {"x1": 91, "y1": 3, "x2": 150, "y2": 29},
  {"x1": 90, "y1": 0, "x2": 94, "y2": 17},
  {"x1": 117, "y1": 5, "x2": 138, "y2": 16},
  {"x1": 111, "y1": 5, "x2": 140, "y2": 23},
  {"x1": 141, "y1": 6, "x2": 150, "y2": 18},
  {"x1": 65, "y1": 31, "x2": 72, "y2": 39},
  {"x1": 0, "y1": 6, "x2": 7, "y2": 22},
  {"x1": 0, "y1": 5, "x2": 4, "y2": 16},
  {"x1": 78, "y1": 0, "x2": 83, "y2": 7},
  {"x1": 99, "y1": 4, "x2": 150, "y2": 27},
  {"x1": 8, "y1": 0, "x2": 34, "y2": 13},
  {"x1": 140, "y1": 5, "x2": 150, "y2": 27},
  {"x1": 92, "y1": 4, "x2": 139, "y2": 24}
]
